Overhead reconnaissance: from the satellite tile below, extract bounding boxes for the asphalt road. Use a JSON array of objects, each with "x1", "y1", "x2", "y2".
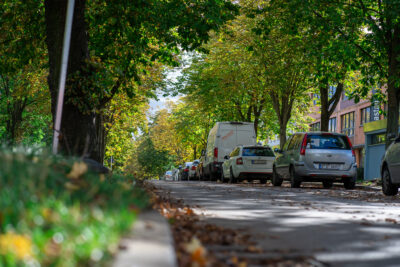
[{"x1": 151, "y1": 180, "x2": 400, "y2": 267}]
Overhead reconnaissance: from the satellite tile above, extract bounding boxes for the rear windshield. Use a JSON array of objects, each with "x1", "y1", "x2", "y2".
[
  {"x1": 306, "y1": 135, "x2": 350, "y2": 150},
  {"x1": 242, "y1": 147, "x2": 275, "y2": 157}
]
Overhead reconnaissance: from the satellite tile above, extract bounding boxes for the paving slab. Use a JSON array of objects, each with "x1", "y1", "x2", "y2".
[{"x1": 113, "y1": 210, "x2": 177, "y2": 267}]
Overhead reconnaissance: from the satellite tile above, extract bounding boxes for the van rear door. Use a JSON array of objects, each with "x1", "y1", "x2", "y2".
[
  {"x1": 219, "y1": 127, "x2": 237, "y2": 162},
  {"x1": 236, "y1": 124, "x2": 256, "y2": 147}
]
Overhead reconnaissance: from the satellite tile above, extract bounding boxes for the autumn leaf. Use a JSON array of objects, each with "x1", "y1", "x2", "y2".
[{"x1": 67, "y1": 162, "x2": 88, "y2": 179}]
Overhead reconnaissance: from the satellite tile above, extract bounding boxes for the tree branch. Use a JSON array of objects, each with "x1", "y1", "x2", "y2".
[{"x1": 312, "y1": 10, "x2": 385, "y2": 74}]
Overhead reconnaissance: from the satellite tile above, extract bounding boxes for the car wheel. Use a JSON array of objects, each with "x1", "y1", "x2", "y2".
[
  {"x1": 229, "y1": 168, "x2": 237, "y2": 184},
  {"x1": 343, "y1": 180, "x2": 356, "y2": 190},
  {"x1": 382, "y1": 166, "x2": 398, "y2": 196},
  {"x1": 260, "y1": 178, "x2": 267, "y2": 184},
  {"x1": 290, "y1": 167, "x2": 301, "y2": 188},
  {"x1": 272, "y1": 166, "x2": 283, "y2": 186},
  {"x1": 322, "y1": 181, "x2": 333, "y2": 189}
]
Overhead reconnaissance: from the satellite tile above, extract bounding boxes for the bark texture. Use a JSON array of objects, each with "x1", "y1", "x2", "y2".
[
  {"x1": 319, "y1": 82, "x2": 343, "y2": 132},
  {"x1": 45, "y1": 0, "x2": 105, "y2": 162}
]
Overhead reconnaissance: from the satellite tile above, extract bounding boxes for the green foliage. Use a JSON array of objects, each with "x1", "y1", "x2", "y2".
[
  {"x1": 0, "y1": 148, "x2": 148, "y2": 266},
  {"x1": 137, "y1": 136, "x2": 172, "y2": 177}
]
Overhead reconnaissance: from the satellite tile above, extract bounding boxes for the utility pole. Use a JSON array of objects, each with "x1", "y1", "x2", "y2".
[{"x1": 52, "y1": 0, "x2": 75, "y2": 154}]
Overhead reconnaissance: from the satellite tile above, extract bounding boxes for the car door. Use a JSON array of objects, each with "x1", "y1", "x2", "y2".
[
  {"x1": 231, "y1": 147, "x2": 242, "y2": 177},
  {"x1": 388, "y1": 137, "x2": 400, "y2": 182},
  {"x1": 275, "y1": 135, "x2": 293, "y2": 178},
  {"x1": 223, "y1": 147, "x2": 237, "y2": 178},
  {"x1": 283, "y1": 135, "x2": 299, "y2": 178}
]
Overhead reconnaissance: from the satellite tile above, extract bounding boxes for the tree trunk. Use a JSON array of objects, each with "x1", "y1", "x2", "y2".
[
  {"x1": 320, "y1": 82, "x2": 343, "y2": 132},
  {"x1": 279, "y1": 124, "x2": 287, "y2": 150},
  {"x1": 193, "y1": 145, "x2": 197, "y2": 160},
  {"x1": 385, "y1": 26, "x2": 400, "y2": 148},
  {"x1": 320, "y1": 84, "x2": 329, "y2": 132},
  {"x1": 270, "y1": 92, "x2": 291, "y2": 149},
  {"x1": 45, "y1": 0, "x2": 105, "y2": 162}
]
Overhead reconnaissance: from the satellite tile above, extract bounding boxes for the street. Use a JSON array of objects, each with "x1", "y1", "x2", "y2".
[{"x1": 152, "y1": 180, "x2": 400, "y2": 267}]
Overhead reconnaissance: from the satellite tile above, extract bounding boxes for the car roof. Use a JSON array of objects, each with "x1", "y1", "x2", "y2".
[{"x1": 293, "y1": 131, "x2": 347, "y2": 136}]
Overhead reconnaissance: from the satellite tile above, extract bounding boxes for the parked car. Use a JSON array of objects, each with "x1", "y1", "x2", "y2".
[
  {"x1": 179, "y1": 162, "x2": 192, "y2": 181},
  {"x1": 163, "y1": 170, "x2": 173, "y2": 181},
  {"x1": 204, "y1": 122, "x2": 257, "y2": 181},
  {"x1": 273, "y1": 132, "x2": 357, "y2": 189},
  {"x1": 171, "y1": 168, "x2": 180, "y2": 181},
  {"x1": 222, "y1": 145, "x2": 275, "y2": 184},
  {"x1": 188, "y1": 160, "x2": 200, "y2": 180},
  {"x1": 381, "y1": 133, "x2": 400, "y2": 195}
]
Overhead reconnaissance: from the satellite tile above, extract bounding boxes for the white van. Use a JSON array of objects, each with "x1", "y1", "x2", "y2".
[{"x1": 203, "y1": 122, "x2": 257, "y2": 180}]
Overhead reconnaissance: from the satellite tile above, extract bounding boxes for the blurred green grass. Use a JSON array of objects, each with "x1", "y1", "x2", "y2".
[{"x1": 0, "y1": 148, "x2": 149, "y2": 266}]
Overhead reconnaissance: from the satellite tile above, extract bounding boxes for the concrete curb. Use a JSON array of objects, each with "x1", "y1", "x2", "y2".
[
  {"x1": 113, "y1": 210, "x2": 177, "y2": 267},
  {"x1": 356, "y1": 184, "x2": 381, "y2": 191}
]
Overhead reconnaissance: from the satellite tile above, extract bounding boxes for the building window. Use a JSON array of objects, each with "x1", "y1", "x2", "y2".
[
  {"x1": 341, "y1": 112, "x2": 355, "y2": 137},
  {"x1": 360, "y1": 106, "x2": 372, "y2": 125},
  {"x1": 310, "y1": 122, "x2": 320, "y2": 132},
  {"x1": 329, "y1": 117, "x2": 337, "y2": 132},
  {"x1": 371, "y1": 133, "x2": 386, "y2": 145}
]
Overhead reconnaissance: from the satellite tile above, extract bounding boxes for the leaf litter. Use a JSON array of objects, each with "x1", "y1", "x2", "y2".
[{"x1": 146, "y1": 183, "x2": 320, "y2": 267}]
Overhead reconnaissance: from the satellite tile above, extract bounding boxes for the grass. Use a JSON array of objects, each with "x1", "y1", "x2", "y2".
[{"x1": 0, "y1": 148, "x2": 148, "y2": 266}]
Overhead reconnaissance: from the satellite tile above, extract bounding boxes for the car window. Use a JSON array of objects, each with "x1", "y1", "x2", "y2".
[
  {"x1": 282, "y1": 136, "x2": 293, "y2": 151},
  {"x1": 287, "y1": 135, "x2": 298, "y2": 150},
  {"x1": 291, "y1": 134, "x2": 304, "y2": 150},
  {"x1": 230, "y1": 147, "x2": 240, "y2": 157},
  {"x1": 306, "y1": 135, "x2": 350, "y2": 150},
  {"x1": 242, "y1": 147, "x2": 274, "y2": 157}
]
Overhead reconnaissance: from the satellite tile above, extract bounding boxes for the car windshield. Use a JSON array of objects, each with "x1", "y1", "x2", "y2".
[
  {"x1": 242, "y1": 147, "x2": 274, "y2": 157},
  {"x1": 306, "y1": 135, "x2": 350, "y2": 150},
  {"x1": 166, "y1": 171, "x2": 172, "y2": 175}
]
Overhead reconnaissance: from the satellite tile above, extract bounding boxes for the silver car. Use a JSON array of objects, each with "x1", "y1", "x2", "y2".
[
  {"x1": 273, "y1": 132, "x2": 357, "y2": 189},
  {"x1": 381, "y1": 133, "x2": 400, "y2": 196}
]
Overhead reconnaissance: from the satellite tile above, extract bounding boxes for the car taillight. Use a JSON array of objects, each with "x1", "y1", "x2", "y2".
[
  {"x1": 346, "y1": 136, "x2": 356, "y2": 157},
  {"x1": 184, "y1": 168, "x2": 189, "y2": 172},
  {"x1": 236, "y1": 157, "x2": 243, "y2": 165},
  {"x1": 300, "y1": 134, "x2": 308, "y2": 155},
  {"x1": 214, "y1": 147, "x2": 218, "y2": 159},
  {"x1": 191, "y1": 166, "x2": 196, "y2": 170}
]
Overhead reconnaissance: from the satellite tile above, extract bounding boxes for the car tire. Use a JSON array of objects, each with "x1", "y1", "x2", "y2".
[
  {"x1": 290, "y1": 167, "x2": 301, "y2": 188},
  {"x1": 272, "y1": 166, "x2": 283, "y2": 186},
  {"x1": 322, "y1": 181, "x2": 333, "y2": 189},
  {"x1": 343, "y1": 180, "x2": 356, "y2": 190},
  {"x1": 382, "y1": 166, "x2": 398, "y2": 196},
  {"x1": 229, "y1": 168, "x2": 237, "y2": 184},
  {"x1": 260, "y1": 178, "x2": 267, "y2": 184}
]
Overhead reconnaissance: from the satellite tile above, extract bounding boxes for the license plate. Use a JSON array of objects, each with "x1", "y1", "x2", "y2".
[
  {"x1": 252, "y1": 160, "x2": 267, "y2": 164},
  {"x1": 319, "y1": 163, "x2": 340, "y2": 170}
]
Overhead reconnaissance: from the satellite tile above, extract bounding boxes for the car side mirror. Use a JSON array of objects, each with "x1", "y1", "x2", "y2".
[{"x1": 224, "y1": 155, "x2": 230, "y2": 160}]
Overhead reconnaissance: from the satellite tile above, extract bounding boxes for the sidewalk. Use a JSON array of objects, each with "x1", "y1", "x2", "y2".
[{"x1": 113, "y1": 210, "x2": 177, "y2": 267}]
